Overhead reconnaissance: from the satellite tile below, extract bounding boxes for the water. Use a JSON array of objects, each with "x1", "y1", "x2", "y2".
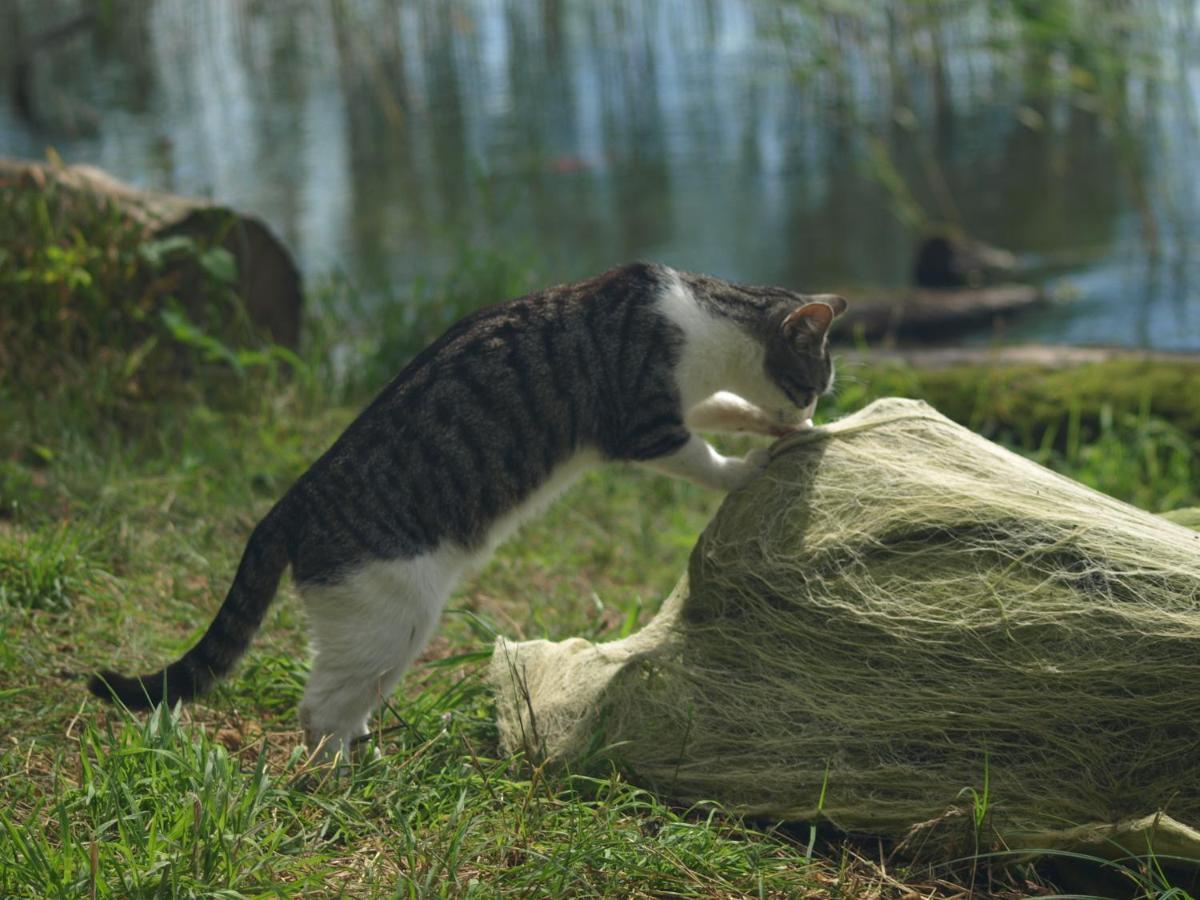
[{"x1": 2, "y1": 0, "x2": 1198, "y2": 348}]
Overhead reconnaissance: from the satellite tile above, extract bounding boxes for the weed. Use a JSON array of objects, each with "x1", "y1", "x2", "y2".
[{"x1": 0, "y1": 524, "x2": 94, "y2": 612}]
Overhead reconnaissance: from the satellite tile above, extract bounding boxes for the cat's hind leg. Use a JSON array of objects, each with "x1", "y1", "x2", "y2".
[{"x1": 296, "y1": 552, "x2": 459, "y2": 763}]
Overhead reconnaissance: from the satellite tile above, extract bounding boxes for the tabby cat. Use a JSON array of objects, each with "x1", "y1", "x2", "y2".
[{"x1": 89, "y1": 263, "x2": 846, "y2": 759}]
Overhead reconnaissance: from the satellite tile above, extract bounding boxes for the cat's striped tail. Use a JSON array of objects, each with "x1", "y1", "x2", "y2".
[{"x1": 87, "y1": 501, "x2": 294, "y2": 710}]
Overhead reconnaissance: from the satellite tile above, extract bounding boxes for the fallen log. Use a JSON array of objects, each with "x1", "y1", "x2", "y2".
[{"x1": 840, "y1": 283, "x2": 1046, "y2": 342}]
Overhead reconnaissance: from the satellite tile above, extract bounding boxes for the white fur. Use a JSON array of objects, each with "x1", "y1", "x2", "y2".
[
  {"x1": 686, "y1": 391, "x2": 782, "y2": 435},
  {"x1": 655, "y1": 269, "x2": 804, "y2": 421},
  {"x1": 643, "y1": 270, "x2": 809, "y2": 492},
  {"x1": 639, "y1": 434, "x2": 771, "y2": 492},
  {"x1": 298, "y1": 546, "x2": 467, "y2": 758},
  {"x1": 655, "y1": 271, "x2": 766, "y2": 411}
]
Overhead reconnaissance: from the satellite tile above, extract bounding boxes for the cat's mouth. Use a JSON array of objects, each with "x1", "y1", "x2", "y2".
[{"x1": 777, "y1": 383, "x2": 803, "y2": 408}]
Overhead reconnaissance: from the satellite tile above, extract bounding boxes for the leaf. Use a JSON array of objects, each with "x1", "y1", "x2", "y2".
[
  {"x1": 199, "y1": 247, "x2": 238, "y2": 286},
  {"x1": 160, "y1": 307, "x2": 243, "y2": 373},
  {"x1": 122, "y1": 336, "x2": 159, "y2": 378},
  {"x1": 138, "y1": 235, "x2": 196, "y2": 269}
]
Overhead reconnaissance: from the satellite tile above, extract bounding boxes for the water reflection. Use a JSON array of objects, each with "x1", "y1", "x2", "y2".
[{"x1": 1, "y1": 0, "x2": 1197, "y2": 347}]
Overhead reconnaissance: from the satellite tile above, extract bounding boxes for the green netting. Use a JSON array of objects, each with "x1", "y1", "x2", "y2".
[{"x1": 490, "y1": 398, "x2": 1200, "y2": 859}]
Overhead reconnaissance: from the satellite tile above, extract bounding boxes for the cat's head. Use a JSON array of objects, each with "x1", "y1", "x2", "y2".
[{"x1": 758, "y1": 294, "x2": 847, "y2": 423}]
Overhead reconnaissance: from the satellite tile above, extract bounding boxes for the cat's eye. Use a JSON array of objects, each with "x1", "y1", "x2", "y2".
[
  {"x1": 778, "y1": 378, "x2": 815, "y2": 408},
  {"x1": 787, "y1": 378, "x2": 814, "y2": 397}
]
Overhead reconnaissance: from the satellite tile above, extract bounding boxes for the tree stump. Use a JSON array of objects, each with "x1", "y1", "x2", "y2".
[{"x1": 0, "y1": 158, "x2": 302, "y2": 348}]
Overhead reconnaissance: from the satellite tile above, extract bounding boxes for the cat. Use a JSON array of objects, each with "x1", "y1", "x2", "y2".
[{"x1": 88, "y1": 262, "x2": 846, "y2": 760}]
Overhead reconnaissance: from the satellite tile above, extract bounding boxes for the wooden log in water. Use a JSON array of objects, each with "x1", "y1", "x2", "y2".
[
  {"x1": 840, "y1": 284, "x2": 1046, "y2": 342},
  {"x1": 0, "y1": 158, "x2": 302, "y2": 348}
]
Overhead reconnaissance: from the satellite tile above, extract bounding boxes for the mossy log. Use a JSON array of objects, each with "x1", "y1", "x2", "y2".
[
  {"x1": 853, "y1": 346, "x2": 1200, "y2": 440},
  {"x1": 866, "y1": 344, "x2": 1200, "y2": 369},
  {"x1": 0, "y1": 158, "x2": 301, "y2": 347}
]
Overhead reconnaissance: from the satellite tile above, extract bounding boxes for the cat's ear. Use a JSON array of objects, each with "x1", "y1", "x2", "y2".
[
  {"x1": 782, "y1": 295, "x2": 847, "y2": 339},
  {"x1": 812, "y1": 293, "x2": 848, "y2": 317}
]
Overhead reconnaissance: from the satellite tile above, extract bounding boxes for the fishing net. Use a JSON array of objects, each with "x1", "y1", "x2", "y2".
[{"x1": 490, "y1": 398, "x2": 1200, "y2": 859}]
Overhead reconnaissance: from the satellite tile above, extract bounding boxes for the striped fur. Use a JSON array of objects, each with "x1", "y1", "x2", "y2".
[{"x1": 88, "y1": 263, "x2": 845, "y2": 757}]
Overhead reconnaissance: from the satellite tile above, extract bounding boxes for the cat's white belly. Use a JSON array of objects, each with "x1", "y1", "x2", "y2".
[
  {"x1": 304, "y1": 449, "x2": 600, "y2": 635},
  {"x1": 467, "y1": 448, "x2": 601, "y2": 570}
]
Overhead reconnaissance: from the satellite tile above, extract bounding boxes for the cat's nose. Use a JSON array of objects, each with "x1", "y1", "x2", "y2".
[{"x1": 811, "y1": 294, "x2": 848, "y2": 316}]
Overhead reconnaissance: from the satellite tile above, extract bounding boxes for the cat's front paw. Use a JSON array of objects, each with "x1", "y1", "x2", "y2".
[
  {"x1": 726, "y1": 447, "x2": 771, "y2": 490},
  {"x1": 769, "y1": 418, "x2": 815, "y2": 437},
  {"x1": 769, "y1": 402, "x2": 817, "y2": 436}
]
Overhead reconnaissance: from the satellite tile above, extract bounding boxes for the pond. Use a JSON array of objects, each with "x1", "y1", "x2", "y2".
[{"x1": 2, "y1": 0, "x2": 1198, "y2": 348}]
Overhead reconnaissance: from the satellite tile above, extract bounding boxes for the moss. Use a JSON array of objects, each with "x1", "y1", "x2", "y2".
[
  {"x1": 1161, "y1": 507, "x2": 1200, "y2": 531},
  {"x1": 860, "y1": 359, "x2": 1200, "y2": 442}
]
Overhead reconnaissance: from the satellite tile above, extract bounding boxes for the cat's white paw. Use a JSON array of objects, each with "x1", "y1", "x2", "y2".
[
  {"x1": 770, "y1": 418, "x2": 815, "y2": 437},
  {"x1": 726, "y1": 447, "x2": 771, "y2": 490}
]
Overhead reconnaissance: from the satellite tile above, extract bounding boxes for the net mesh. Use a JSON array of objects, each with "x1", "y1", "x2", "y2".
[{"x1": 490, "y1": 398, "x2": 1200, "y2": 857}]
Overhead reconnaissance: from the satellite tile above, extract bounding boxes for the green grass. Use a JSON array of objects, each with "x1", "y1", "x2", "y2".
[
  {"x1": 3, "y1": 224, "x2": 1198, "y2": 895},
  {"x1": 4, "y1": 357, "x2": 1197, "y2": 898},
  {"x1": 0, "y1": 524, "x2": 97, "y2": 612}
]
